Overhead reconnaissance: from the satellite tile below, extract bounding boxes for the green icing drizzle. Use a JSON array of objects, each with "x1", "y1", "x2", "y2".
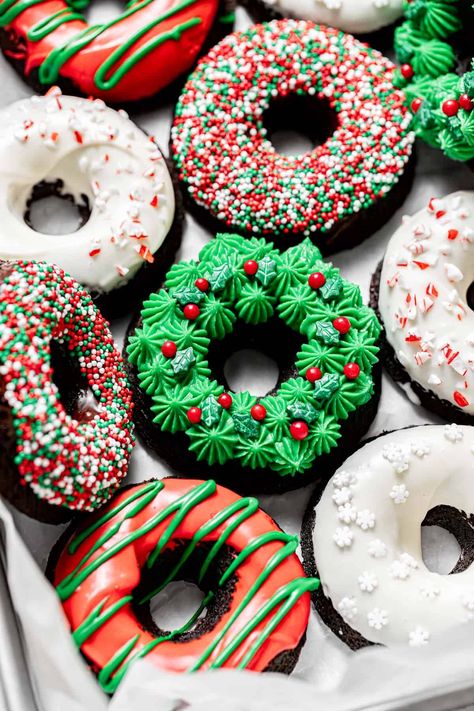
[{"x1": 58, "y1": 480, "x2": 319, "y2": 692}]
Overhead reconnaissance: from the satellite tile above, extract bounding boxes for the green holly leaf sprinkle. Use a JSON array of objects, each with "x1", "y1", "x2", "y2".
[
  {"x1": 171, "y1": 347, "x2": 196, "y2": 375},
  {"x1": 314, "y1": 321, "x2": 340, "y2": 344},
  {"x1": 171, "y1": 285, "x2": 203, "y2": 306},
  {"x1": 255, "y1": 256, "x2": 277, "y2": 287},
  {"x1": 287, "y1": 401, "x2": 319, "y2": 423},
  {"x1": 208, "y1": 263, "x2": 233, "y2": 292},
  {"x1": 201, "y1": 396, "x2": 221, "y2": 427},
  {"x1": 313, "y1": 373, "x2": 340, "y2": 401},
  {"x1": 320, "y1": 276, "x2": 342, "y2": 301},
  {"x1": 232, "y1": 412, "x2": 259, "y2": 439}
]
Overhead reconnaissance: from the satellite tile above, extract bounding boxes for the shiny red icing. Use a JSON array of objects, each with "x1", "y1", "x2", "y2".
[{"x1": 53, "y1": 478, "x2": 312, "y2": 676}]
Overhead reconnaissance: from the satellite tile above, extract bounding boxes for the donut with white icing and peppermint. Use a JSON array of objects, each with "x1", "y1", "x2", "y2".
[
  {"x1": 242, "y1": 0, "x2": 403, "y2": 36},
  {"x1": 302, "y1": 425, "x2": 474, "y2": 648},
  {"x1": 0, "y1": 260, "x2": 135, "y2": 523},
  {"x1": 370, "y1": 191, "x2": 474, "y2": 423},
  {"x1": 171, "y1": 20, "x2": 415, "y2": 254},
  {"x1": 0, "y1": 90, "x2": 181, "y2": 318}
]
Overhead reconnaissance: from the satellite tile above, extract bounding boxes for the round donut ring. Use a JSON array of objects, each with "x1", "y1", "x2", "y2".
[
  {"x1": 171, "y1": 20, "x2": 415, "y2": 253},
  {"x1": 302, "y1": 424, "x2": 474, "y2": 649},
  {"x1": 0, "y1": 0, "x2": 233, "y2": 102},
  {"x1": 49, "y1": 478, "x2": 318, "y2": 692},
  {"x1": 0, "y1": 260, "x2": 134, "y2": 521}
]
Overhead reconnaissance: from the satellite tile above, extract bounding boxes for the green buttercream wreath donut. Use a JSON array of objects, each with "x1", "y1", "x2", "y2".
[
  {"x1": 126, "y1": 234, "x2": 381, "y2": 491},
  {"x1": 394, "y1": 0, "x2": 474, "y2": 161}
]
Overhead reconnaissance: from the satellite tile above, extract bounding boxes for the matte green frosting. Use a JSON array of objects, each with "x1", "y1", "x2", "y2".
[{"x1": 127, "y1": 234, "x2": 381, "y2": 479}]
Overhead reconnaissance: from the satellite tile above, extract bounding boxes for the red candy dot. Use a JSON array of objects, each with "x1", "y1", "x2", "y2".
[
  {"x1": 459, "y1": 94, "x2": 473, "y2": 111},
  {"x1": 195, "y1": 278, "x2": 209, "y2": 292},
  {"x1": 344, "y1": 362, "x2": 360, "y2": 380},
  {"x1": 187, "y1": 407, "x2": 202, "y2": 424},
  {"x1": 290, "y1": 421, "x2": 309, "y2": 440},
  {"x1": 218, "y1": 393, "x2": 233, "y2": 409},
  {"x1": 183, "y1": 303, "x2": 200, "y2": 320},
  {"x1": 400, "y1": 63, "x2": 414, "y2": 80},
  {"x1": 161, "y1": 341, "x2": 177, "y2": 358},
  {"x1": 411, "y1": 98, "x2": 422, "y2": 113},
  {"x1": 306, "y1": 367, "x2": 322, "y2": 382},
  {"x1": 442, "y1": 99, "x2": 459, "y2": 117},
  {"x1": 244, "y1": 260, "x2": 258, "y2": 276},
  {"x1": 333, "y1": 317, "x2": 351, "y2": 334},
  {"x1": 251, "y1": 404, "x2": 267, "y2": 421},
  {"x1": 308, "y1": 272, "x2": 326, "y2": 289}
]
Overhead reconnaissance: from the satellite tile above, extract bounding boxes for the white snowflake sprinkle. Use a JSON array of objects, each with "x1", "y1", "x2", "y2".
[
  {"x1": 409, "y1": 626, "x2": 430, "y2": 647},
  {"x1": 420, "y1": 584, "x2": 440, "y2": 600},
  {"x1": 444, "y1": 424, "x2": 463, "y2": 442},
  {"x1": 410, "y1": 440, "x2": 430, "y2": 458},
  {"x1": 333, "y1": 526, "x2": 353, "y2": 548},
  {"x1": 356, "y1": 509, "x2": 376, "y2": 530},
  {"x1": 358, "y1": 571, "x2": 378, "y2": 593},
  {"x1": 367, "y1": 608, "x2": 388, "y2": 630},
  {"x1": 338, "y1": 503, "x2": 357, "y2": 524},
  {"x1": 389, "y1": 560, "x2": 411, "y2": 580},
  {"x1": 338, "y1": 596, "x2": 357, "y2": 621},
  {"x1": 382, "y1": 443, "x2": 410, "y2": 473},
  {"x1": 461, "y1": 591, "x2": 474, "y2": 611},
  {"x1": 400, "y1": 552, "x2": 418, "y2": 569},
  {"x1": 390, "y1": 484, "x2": 409, "y2": 504},
  {"x1": 368, "y1": 539, "x2": 387, "y2": 558},
  {"x1": 332, "y1": 487, "x2": 353, "y2": 506},
  {"x1": 333, "y1": 471, "x2": 355, "y2": 488}
]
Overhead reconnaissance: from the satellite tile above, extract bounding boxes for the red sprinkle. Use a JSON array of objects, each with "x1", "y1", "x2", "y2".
[{"x1": 454, "y1": 391, "x2": 469, "y2": 408}]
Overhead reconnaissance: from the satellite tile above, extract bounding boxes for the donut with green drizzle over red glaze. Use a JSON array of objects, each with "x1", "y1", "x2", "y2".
[
  {"x1": 0, "y1": 0, "x2": 234, "y2": 102},
  {"x1": 50, "y1": 478, "x2": 318, "y2": 692}
]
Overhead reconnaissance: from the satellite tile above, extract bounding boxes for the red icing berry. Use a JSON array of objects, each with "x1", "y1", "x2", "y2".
[
  {"x1": 161, "y1": 341, "x2": 177, "y2": 358},
  {"x1": 251, "y1": 404, "x2": 267, "y2": 421},
  {"x1": 344, "y1": 362, "x2": 360, "y2": 380},
  {"x1": 308, "y1": 272, "x2": 326, "y2": 289},
  {"x1": 411, "y1": 98, "x2": 422, "y2": 113},
  {"x1": 218, "y1": 393, "x2": 233, "y2": 409},
  {"x1": 306, "y1": 367, "x2": 322, "y2": 382},
  {"x1": 195, "y1": 278, "x2": 209, "y2": 292},
  {"x1": 400, "y1": 64, "x2": 414, "y2": 80},
  {"x1": 442, "y1": 99, "x2": 459, "y2": 117},
  {"x1": 459, "y1": 94, "x2": 473, "y2": 111},
  {"x1": 333, "y1": 317, "x2": 351, "y2": 334},
  {"x1": 244, "y1": 260, "x2": 258, "y2": 276},
  {"x1": 183, "y1": 303, "x2": 200, "y2": 320},
  {"x1": 187, "y1": 407, "x2": 202, "y2": 424},
  {"x1": 290, "y1": 421, "x2": 309, "y2": 440}
]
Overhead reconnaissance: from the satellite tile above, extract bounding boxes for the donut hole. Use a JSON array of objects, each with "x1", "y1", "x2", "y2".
[
  {"x1": 133, "y1": 541, "x2": 237, "y2": 641},
  {"x1": 421, "y1": 505, "x2": 473, "y2": 575},
  {"x1": 83, "y1": 0, "x2": 125, "y2": 24},
  {"x1": 262, "y1": 93, "x2": 339, "y2": 157},
  {"x1": 24, "y1": 180, "x2": 90, "y2": 235},
  {"x1": 208, "y1": 317, "x2": 304, "y2": 398},
  {"x1": 50, "y1": 341, "x2": 100, "y2": 423},
  {"x1": 466, "y1": 282, "x2": 474, "y2": 312}
]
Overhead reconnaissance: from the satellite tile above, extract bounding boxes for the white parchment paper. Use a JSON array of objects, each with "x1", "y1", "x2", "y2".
[{"x1": 1, "y1": 5, "x2": 474, "y2": 710}]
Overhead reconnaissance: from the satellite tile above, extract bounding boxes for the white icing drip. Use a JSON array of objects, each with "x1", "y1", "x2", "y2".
[
  {"x1": 379, "y1": 191, "x2": 474, "y2": 415},
  {"x1": 0, "y1": 93, "x2": 175, "y2": 293},
  {"x1": 313, "y1": 425, "x2": 474, "y2": 646}
]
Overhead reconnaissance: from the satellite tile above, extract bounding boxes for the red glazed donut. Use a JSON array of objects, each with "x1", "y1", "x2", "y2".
[
  {"x1": 0, "y1": 0, "x2": 233, "y2": 102},
  {"x1": 50, "y1": 478, "x2": 318, "y2": 692}
]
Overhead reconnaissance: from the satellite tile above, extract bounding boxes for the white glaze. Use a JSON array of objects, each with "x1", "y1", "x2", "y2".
[
  {"x1": 313, "y1": 425, "x2": 474, "y2": 647},
  {"x1": 0, "y1": 91, "x2": 175, "y2": 294},
  {"x1": 379, "y1": 192, "x2": 474, "y2": 415},
  {"x1": 263, "y1": 0, "x2": 403, "y2": 34}
]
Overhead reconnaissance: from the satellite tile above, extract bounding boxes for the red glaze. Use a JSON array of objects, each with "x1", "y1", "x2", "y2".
[
  {"x1": 4, "y1": 0, "x2": 221, "y2": 102},
  {"x1": 53, "y1": 479, "x2": 312, "y2": 674}
]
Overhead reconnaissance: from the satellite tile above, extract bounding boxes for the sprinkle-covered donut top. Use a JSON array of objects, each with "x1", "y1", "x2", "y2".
[
  {"x1": 394, "y1": 0, "x2": 474, "y2": 161},
  {"x1": 0, "y1": 91, "x2": 175, "y2": 294},
  {"x1": 260, "y1": 0, "x2": 403, "y2": 35},
  {"x1": 53, "y1": 478, "x2": 318, "y2": 690},
  {"x1": 0, "y1": 0, "x2": 230, "y2": 102},
  {"x1": 0, "y1": 261, "x2": 134, "y2": 511},
  {"x1": 379, "y1": 192, "x2": 474, "y2": 415},
  {"x1": 127, "y1": 233, "x2": 381, "y2": 478},
  {"x1": 171, "y1": 20, "x2": 414, "y2": 240},
  {"x1": 313, "y1": 425, "x2": 474, "y2": 646}
]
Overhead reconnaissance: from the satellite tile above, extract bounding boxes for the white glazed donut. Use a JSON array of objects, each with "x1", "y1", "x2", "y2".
[
  {"x1": 312, "y1": 425, "x2": 474, "y2": 647},
  {"x1": 261, "y1": 0, "x2": 403, "y2": 34},
  {"x1": 378, "y1": 191, "x2": 474, "y2": 416},
  {"x1": 0, "y1": 90, "x2": 175, "y2": 294}
]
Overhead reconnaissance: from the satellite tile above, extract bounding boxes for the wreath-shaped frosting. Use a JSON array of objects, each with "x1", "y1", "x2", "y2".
[
  {"x1": 127, "y1": 234, "x2": 381, "y2": 478},
  {"x1": 394, "y1": 0, "x2": 474, "y2": 161}
]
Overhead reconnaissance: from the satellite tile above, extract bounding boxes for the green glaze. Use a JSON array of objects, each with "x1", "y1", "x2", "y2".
[
  {"x1": 127, "y1": 233, "x2": 381, "y2": 478},
  {"x1": 58, "y1": 481, "x2": 319, "y2": 693}
]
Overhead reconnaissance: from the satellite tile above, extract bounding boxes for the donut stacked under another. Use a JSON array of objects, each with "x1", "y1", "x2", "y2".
[{"x1": 49, "y1": 477, "x2": 319, "y2": 692}]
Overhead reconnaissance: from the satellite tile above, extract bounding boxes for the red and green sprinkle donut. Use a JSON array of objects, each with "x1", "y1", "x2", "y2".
[
  {"x1": 127, "y1": 233, "x2": 381, "y2": 485},
  {"x1": 0, "y1": 261, "x2": 134, "y2": 512},
  {"x1": 171, "y1": 20, "x2": 414, "y2": 246}
]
